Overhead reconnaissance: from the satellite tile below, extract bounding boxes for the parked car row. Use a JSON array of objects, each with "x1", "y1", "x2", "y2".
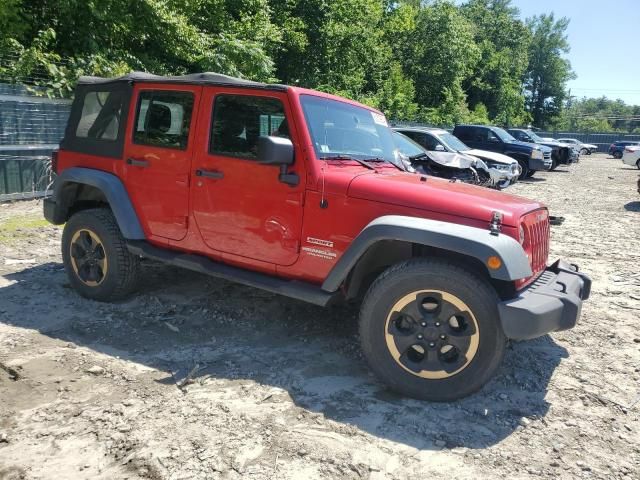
[
  {"x1": 610, "y1": 140, "x2": 640, "y2": 159},
  {"x1": 391, "y1": 124, "x2": 569, "y2": 188},
  {"x1": 507, "y1": 129, "x2": 579, "y2": 169}
]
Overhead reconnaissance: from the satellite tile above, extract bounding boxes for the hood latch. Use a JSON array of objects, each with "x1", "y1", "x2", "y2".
[{"x1": 489, "y1": 211, "x2": 502, "y2": 236}]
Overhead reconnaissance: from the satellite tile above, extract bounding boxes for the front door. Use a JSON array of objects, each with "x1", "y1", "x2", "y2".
[
  {"x1": 191, "y1": 89, "x2": 305, "y2": 266},
  {"x1": 124, "y1": 84, "x2": 201, "y2": 241}
]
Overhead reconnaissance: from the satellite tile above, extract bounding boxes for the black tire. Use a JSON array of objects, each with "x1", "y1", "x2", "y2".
[
  {"x1": 580, "y1": 148, "x2": 588, "y2": 156},
  {"x1": 550, "y1": 158, "x2": 558, "y2": 171},
  {"x1": 636, "y1": 159, "x2": 640, "y2": 170},
  {"x1": 516, "y1": 158, "x2": 529, "y2": 179},
  {"x1": 359, "y1": 258, "x2": 506, "y2": 401},
  {"x1": 614, "y1": 151, "x2": 623, "y2": 159},
  {"x1": 62, "y1": 208, "x2": 141, "y2": 301},
  {"x1": 525, "y1": 169, "x2": 535, "y2": 178}
]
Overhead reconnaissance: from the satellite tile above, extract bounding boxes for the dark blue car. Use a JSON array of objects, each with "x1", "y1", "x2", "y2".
[{"x1": 609, "y1": 141, "x2": 640, "y2": 159}]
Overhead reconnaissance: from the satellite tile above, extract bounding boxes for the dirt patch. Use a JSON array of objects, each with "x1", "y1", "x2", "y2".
[{"x1": 0, "y1": 154, "x2": 639, "y2": 479}]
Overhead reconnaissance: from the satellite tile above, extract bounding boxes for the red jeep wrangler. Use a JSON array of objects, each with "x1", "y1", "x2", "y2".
[{"x1": 44, "y1": 72, "x2": 591, "y2": 401}]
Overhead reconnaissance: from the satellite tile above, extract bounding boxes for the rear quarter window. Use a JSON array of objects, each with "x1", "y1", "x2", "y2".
[{"x1": 75, "y1": 90, "x2": 125, "y2": 141}]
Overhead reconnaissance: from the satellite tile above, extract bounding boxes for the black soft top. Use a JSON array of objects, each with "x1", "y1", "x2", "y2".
[{"x1": 77, "y1": 71, "x2": 288, "y2": 91}]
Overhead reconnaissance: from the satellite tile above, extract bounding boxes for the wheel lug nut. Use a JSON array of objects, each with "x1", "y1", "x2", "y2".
[
  {"x1": 421, "y1": 322, "x2": 427, "y2": 327},
  {"x1": 435, "y1": 322, "x2": 441, "y2": 327},
  {"x1": 440, "y1": 334, "x2": 446, "y2": 340},
  {"x1": 429, "y1": 342, "x2": 435, "y2": 348},
  {"x1": 417, "y1": 334, "x2": 423, "y2": 339}
]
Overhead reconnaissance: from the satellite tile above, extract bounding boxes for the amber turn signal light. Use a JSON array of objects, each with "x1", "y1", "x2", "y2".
[{"x1": 487, "y1": 256, "x2": 502, "y2": 270}]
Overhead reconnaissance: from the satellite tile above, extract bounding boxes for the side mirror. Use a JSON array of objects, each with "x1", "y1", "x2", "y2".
[
  {"x1": 434, "y1": 144, "x2": 446, "y2": 152},
  {"x1": 257, "y1": 136, "x2": 294, "y2": 166},
  {"x1": 489, "y1": 136, "x2": 500, "y2": 143},
  {"x1": 257, "y1": 136, "x2": 298, "y2": 186}
]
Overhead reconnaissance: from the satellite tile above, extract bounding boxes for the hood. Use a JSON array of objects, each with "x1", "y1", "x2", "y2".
[
  {"x1": 466, "y1": 149, "x2": 517, "y2": 165},
  {"x1": 540, "y1": 140, "x2": 571, "y2": 149},
  {"x1": 508, "y1": 139, "x2": 553, "y2": 153},
  {"x1": 348, "y1": 171, "x2": 543, "y2": 226},
  {"x1": 424, "y1": 151, "x2": 479, "y2": 169}
]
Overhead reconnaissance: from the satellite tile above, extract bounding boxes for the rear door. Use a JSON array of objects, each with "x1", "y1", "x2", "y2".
[
  {"x1": 124, "y1": 84, "x2": 201, "y2": 241},
  {"x1": 190, "y1": 88, "x2": 305, "y2": 266}
]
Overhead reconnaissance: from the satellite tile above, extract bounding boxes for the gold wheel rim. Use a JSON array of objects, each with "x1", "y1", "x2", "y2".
[
  {"x1": 384, "y1": 290, "x2": 480, "y2": 380},
  {"x1": 69, "y1": 229, "x2": 108, "y2": 287}
]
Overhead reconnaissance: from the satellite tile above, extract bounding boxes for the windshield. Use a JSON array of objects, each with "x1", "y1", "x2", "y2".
[
  {"x1": 392, "y1": 131, "x2": 426, "y2": 157},
  {"x1": 526, "y1": 130, "x2": 544, "y2": 142},
  {"x1": 492, "y1": 127, "x2": 516, "y2": 142},
  {"x1": 438, "y1": 132, "x2": 470, "y2": 151},
  {"x1": 300, "y1": 94, "x2": 397, "y2": 163}
]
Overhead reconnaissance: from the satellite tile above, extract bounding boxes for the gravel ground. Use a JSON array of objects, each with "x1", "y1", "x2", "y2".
[{"x1": 0, "y1": 153, "x2": 639, "y2": 479}]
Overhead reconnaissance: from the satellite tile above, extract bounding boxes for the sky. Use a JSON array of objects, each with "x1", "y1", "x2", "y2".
[{"x1": 510, "y1": 0, "x2": 640, "y2": 105}]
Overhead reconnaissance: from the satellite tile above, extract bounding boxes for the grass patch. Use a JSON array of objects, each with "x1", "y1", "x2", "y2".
[{"x1": 0, "y1": 214, "x2": 55, "y2": 245}]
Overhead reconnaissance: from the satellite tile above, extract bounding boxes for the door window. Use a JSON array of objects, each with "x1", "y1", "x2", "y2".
[
  {"x1": 210, "y1": 95, "x2": 288, "y2": 160},
  {"x1": 133, "y1": 91, "x2": 194, "y2": 150}
]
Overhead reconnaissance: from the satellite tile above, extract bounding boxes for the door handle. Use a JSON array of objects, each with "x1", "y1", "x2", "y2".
[
  {"x1": 126, "y1": 158, "x2": 149, "y2": 167},
  {"x1": 195, "y1": 169, "x2": 224, "y2": 179}
]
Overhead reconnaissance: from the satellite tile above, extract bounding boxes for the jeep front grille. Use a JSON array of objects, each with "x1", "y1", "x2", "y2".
[{"x1": 522, "y1": 209, "x2": 550, "y2": 279}]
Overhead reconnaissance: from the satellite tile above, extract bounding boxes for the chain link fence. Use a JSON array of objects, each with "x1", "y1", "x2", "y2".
[{"x1": 0, "y1": 82, "x2": 71, "y2": 201}]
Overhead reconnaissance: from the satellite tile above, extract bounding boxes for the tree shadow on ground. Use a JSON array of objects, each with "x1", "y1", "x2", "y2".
[{"x1": 1, "y1": 262, "x2": 568, "y2": 451}]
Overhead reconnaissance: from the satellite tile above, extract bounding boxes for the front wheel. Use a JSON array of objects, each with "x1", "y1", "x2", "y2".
[
  {"x1": 580, "y1": 148, "x2": 589, "y2": 156},
  {"x1": 358, "y1": 258, "x2": 506, "y2": 401},
  {"x1": 62, "y1": 208, "x2": 141, "y2": 301},
  {"x1": 614, "y1": 151, "x2": 623, "y2": 159},
  {"x1": 517, "y1": 159, "x2": 530, "y2": 179}
]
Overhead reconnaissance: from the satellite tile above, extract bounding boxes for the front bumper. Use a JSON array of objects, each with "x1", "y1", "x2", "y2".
[
  {"x1": 529, "y1": 156, "x2": 552, "y2": 171},
  {"x1": 498, "y1": 260, "x2": 591, "y2": 340}
]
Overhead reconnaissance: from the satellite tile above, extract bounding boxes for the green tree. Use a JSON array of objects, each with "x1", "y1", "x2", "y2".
[
  {"x1": 461, "y1": 0, "x2": 531, "y2": 126},
  {"x1": 524, "y1": 13, "x2": 575, "y2": 128}
]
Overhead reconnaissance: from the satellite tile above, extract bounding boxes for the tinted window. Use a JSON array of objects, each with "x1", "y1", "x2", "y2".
[
  {"x1": 75, "y1": 91, "x2": 125, "y2": 141},
  {"x1": 393, "y1": 131, "x2": 425, "y2": 157},
  {"x1": 454, "y1": 127, "x2": 474, "y2": 142},
  {"x1": 210, "y1": 95, "x2": 288, "y2": 160},
  {"x1": 133, "y1": 91, "x2": 194, "y2": 149}
]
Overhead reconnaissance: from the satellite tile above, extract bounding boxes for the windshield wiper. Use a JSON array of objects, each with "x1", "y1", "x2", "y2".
[
  {"x1": 321, "y1": 155, "x2": 376, "y2": 170},
  {"x1": 409, "y1": 152, "x2": 429, "y2": 161}
]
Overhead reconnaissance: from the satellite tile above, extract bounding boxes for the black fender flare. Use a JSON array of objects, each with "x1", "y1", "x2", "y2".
[
  {"x1": 321, "y1": 215, "x2": 532, "y2": 292},
  {"x1": 45, "y1": 167, "x2": 145, "y2": 239}
]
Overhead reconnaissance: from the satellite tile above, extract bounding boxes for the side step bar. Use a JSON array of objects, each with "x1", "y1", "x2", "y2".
[{"x1": 126, "y1": 240, "x2": 339, "y2": 307}]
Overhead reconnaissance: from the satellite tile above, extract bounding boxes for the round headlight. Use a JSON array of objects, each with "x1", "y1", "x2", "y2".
[{"x1": 519, "y1": 225, "x2": 526, "y2": 245}]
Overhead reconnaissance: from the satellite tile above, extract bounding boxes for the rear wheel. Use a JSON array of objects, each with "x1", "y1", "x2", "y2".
[
  {"x1": 580, "y1": 148, "x2": 589, "y2": 156},
  {"x1": 359, "y1": 258, "x2": 506, "y2": 401},
  {"x1": 614, "y1": 151, "x2": 623, "y2": 159},
  {"x1": 550, "y1": 158, "x2": 558, "y2": 171},
  {"x1": 62, "y1": 208, "x2": 141, "y2": 301},
  {"x1": 525, "y1": 169, "x2": 535, "y2": 178}
]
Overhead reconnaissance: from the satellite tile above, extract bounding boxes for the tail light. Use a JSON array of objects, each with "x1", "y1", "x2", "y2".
[{"x1": 51, "y1": 150, "x2": 59, "y2": 174}]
